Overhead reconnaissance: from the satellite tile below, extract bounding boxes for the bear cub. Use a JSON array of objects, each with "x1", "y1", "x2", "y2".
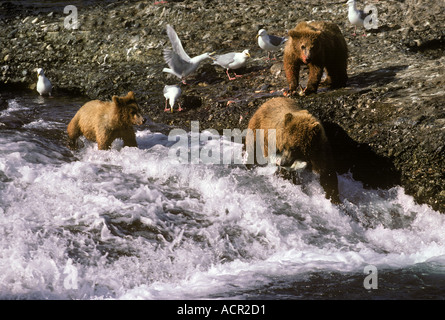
[
  {"x1": 284, "y1": 21, "x2": 348, "y2": 96},
  {"x1": 246, "y1": 97, "x2": 339, "y2": 203},
  {"x1": 67, "y1": 91, "x2": 146, "y2": 150}
]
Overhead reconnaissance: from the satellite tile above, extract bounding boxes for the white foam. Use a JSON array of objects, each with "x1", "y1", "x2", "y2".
[
  {"x1": 0, "y1": 99, "x2": 29, "y2": 117},
  {"x1": 23, "y1": 119, "x2": 60, "y2": 130},
  {"x1": 0, "y1": 127, "x2": 444, "y2": 299}
]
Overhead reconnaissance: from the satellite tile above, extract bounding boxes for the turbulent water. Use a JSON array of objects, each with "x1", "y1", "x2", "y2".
[{"x1": 0, "y1": 92, "x2": 444, "y2": 300}]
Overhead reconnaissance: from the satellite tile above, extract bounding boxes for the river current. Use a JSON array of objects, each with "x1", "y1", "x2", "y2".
[{"x1": 0, "y1": 91, "x2": 444, "y2": 300}]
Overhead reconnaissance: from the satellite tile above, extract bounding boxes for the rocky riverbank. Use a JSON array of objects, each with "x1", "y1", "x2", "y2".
[{"x1": 1, "y1": 0, "x2": 444, "y2": 212}]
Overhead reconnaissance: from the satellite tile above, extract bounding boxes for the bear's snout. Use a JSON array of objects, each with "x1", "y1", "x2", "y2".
[
  {"x1": 133, "y1": 116, "x2": 146, "y2": 126},
  {"x1": 301, "y1": 51, "x2": 311, "y2": 64},
  {"x1": 279, "y1": 150, "x2": 296, "y2": 167}
]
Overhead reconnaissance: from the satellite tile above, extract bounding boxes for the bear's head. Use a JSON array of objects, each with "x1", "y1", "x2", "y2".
[
  {"x1": 289, "y1": 28, "x2": 321, "y2": 65},
  {"x1": 112, "y1": 91, "x2": 146, "y2": 126},
  {"x1": 279, "y1": 111, "x2": 322, "y2": 167}
]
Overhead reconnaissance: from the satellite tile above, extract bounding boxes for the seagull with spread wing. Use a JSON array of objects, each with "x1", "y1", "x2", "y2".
[{"x1": 162, "y1": 24, "x2": 214, "y2": 84}]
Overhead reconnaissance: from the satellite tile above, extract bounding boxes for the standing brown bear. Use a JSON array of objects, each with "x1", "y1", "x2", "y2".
[
  {"x1": 284, "y1": 21, "x2": 348, "y2": 96},
  {"x1": 246, "y1": 97, "x2": 340, "y2": 203},
  {"x1": 67, "y1": 91, "x2": 146, "y2": 150}
]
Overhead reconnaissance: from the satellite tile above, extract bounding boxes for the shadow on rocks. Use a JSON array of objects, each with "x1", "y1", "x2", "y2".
[
  {"x1": 323, "y1": 122, "x2": 401, "y2": 190},
  {"x1": 348, "y1": 65, "x2": 409, "y2": 88}
]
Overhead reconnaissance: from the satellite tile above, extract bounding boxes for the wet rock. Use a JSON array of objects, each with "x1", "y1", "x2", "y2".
[
  {"x1": 402, "y1": 0, "x2": 445, "y2": 52},
  {"x1": 270, "y1": 62, "x2": 284, "y2": 78},
  {"x1": 0, "y1": 0, "x2": 444, "y2": 212}
]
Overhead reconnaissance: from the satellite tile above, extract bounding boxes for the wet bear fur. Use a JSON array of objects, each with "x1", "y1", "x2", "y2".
[
  {"x1": 67, "y1": 91, "x2": 145, "y2": 150},
  {"x1": 246, "y1": 97, "x2": 340, "y2": 203}
]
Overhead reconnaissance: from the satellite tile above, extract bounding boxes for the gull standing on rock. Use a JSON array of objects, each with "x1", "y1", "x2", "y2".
[
  {"x1": 162, "y1": 24, "x2": 214, "y2": 84},
  {"x1": 257, "y1": 29, "x2": 287, "y2": 60},
  {"x1": 347, "y1": 0, "x2": 368, "y2": 36},
  {"x1": 36, "y1": 68, "x2": 52, "y2": 96},
  {"x1": 163, "y1": 84, "x2": 182, "y2": 112},
  {"x1": 212, "y1": 49, "x2": 251, "y2": 80}
]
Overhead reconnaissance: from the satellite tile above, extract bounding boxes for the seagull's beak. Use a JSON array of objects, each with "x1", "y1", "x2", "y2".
[{"x1": 256, "y1": 34, "x2": 259, "y2": 39}]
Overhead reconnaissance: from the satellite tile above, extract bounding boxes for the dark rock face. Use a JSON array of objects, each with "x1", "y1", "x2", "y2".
[{"x1": 0, "y1": 0, "x2": 444, "y2": 212}]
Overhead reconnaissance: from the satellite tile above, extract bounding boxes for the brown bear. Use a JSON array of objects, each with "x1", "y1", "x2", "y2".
[
  {"x1": 246, "y1": 97, "x2": 339, "y2": 203},
  {"x1": 67, "y1": 91, "x2": 146, "y2": 150},
  {"x1": 284, "y1": 21, "x2": 348, "y2": 96}
]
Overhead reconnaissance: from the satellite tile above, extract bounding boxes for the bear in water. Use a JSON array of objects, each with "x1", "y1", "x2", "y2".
[
  {"x1": 67, "y1": 91, "x2": 146, "y2": 150},
  {"x1": 246, "y1": 97, "x2": 339, "y2": 203}
]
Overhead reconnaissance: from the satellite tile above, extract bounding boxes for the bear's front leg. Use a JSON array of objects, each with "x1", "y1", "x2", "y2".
[
  {"x1": 304, "y1": 64, "x2": 323, "y2": 95},
  {"x1": 67, "y1": 138, "x2": 79, "y2": 150},
  {"x1": 97, "y1": 140, "x2": 113, "y2": 150},
  {"x1": 284, "y1": 58, "x2": 301, "y2": 96},
  {"x1": 122, "y1": 131, "x2": 138, "y2": 148}
]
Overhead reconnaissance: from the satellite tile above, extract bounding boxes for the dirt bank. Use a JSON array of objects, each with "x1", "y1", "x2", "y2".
[{"x1": 1, "y1": 0, "x2": 444, "y2": 212}]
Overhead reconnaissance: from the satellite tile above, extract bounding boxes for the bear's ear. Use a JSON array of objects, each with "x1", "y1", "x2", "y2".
[
  {"x1": 300, "y1": 121, "x2": 322, "y2": 155},
  {"x1": 112, "y1": 95, "x2": 120, "y2": 106},
  {"x1": 308, "y1": 122, "x2": 322, "y2": 140},
  {"x1": 127, "y1": 91, "x2": 135, "y2": 99},
  {"x1": 288, "y1": 30, "x2": 300, "y2": 39},
  {"x1": 311, "y1": 121, "x2": 321, "y2": 131},
  {"x1": 313, "y1": 30, "x2": 322, "y2": 39},
  {"x1": 284, "y1": 113, "x2": 294, "y2": 126}
]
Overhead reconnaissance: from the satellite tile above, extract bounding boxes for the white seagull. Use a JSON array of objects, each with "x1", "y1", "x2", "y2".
[
  {"x1": 257, "y1": 29, "x2": 287, "y2": 60},
  {"x1": 163, "y1": 84, "x2": 182, "y2": 112},
  {"x1": 36, "y1": 68, "x2": 52, "y2": 96},
  {"x1": 347, "y1": 0, "x2": 368, "y2": 36},
  {"x1": 212, "y1": 49, "x2": 251, "y2": 80},
  {"x1": 162, "y1": 24, "x2": 214, "y2": 84}
]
